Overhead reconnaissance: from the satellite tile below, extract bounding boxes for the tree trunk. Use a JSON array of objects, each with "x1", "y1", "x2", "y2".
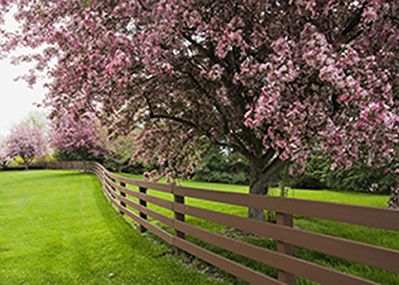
[
  {"x1": 247, "y1": 157, "x2": 288, "y2": 221},
  {"x1": 248, "y1": 179, "x2": 268, "y2": 221},
  {"x1": 23, "y1": 157, "x2": 32, "y2": 170},
  {"x1": 248, "y1": 160, "x2": 268, "y2": 221}
]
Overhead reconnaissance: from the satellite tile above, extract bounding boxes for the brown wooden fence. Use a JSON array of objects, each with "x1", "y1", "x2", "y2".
[{"x1": 46, "y1": 161, "x2": 399, "y2": 285}]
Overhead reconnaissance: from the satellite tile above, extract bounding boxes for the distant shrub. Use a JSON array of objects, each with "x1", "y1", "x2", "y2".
[
  {"x1": 280, "y1": 155, "x2": 395, "y2": 194},
  {"x1": 193, "y1": 146, "x2": 250, "y2": 185}
]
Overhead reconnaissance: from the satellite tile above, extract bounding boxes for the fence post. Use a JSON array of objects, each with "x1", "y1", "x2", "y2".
[
  {"x1": 119, "y1": 181, "x2": 127, "y2": 214},
  {"x1": 276, "y1": 212, "x2": 296, "y2": 285},
  {"x1": 139, "y1": 187, "x2": 148, "y2": 233},
  {"x1": 173, "y1": 183, "x2": 185, "y2": 254}
]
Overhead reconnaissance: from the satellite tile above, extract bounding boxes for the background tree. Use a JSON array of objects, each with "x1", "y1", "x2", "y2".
[
  {"x1": 6, "y1": 122, "x2": 47, "y2": 168},
  {"x1": 323, "y1": 163, "x2": 397, "y2": 194},
  {"x1": 1, "y1": 1, "x2": 399, "y2": 218},
  {"x1": 194, "y1": 145, "x2": 250, "y2": 185},
  {"x1": 0, "y1": 139, "x2": 13, "y2": 168},
  {"x1": 103, "y1": 130, "x2": 139, "y2": 173},
  {"x1": 51, "y1": 110, "x2": 106, "y2": 161},
  {"x1": 280, "y1": 155, "x2": 397, "y2": 194}
]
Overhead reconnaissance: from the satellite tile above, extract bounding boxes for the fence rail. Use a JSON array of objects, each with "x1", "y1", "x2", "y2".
[{"x1": 45, "y1": 161, "x2": 399, "y2": 285}]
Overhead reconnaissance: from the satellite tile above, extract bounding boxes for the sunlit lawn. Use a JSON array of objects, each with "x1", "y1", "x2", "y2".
[
  {"x1": 0, "y1": 170, "x2": 227, "y2": 285},
  {"x1": 1, "y1": 169, "x2": 397, "y2": 285}
]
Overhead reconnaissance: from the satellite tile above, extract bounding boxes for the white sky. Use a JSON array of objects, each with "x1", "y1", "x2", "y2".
[{"x1": 0, "y1": 10, "x2": 47, "y2": 137}]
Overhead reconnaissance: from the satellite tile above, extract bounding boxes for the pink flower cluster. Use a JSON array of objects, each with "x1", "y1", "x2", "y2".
[
  {"x1": 6, "y1": 122, "x2": 47, "y2": 165},
  {"x1": 51, "y1": 110, "x2": 105, "y2": 158}
]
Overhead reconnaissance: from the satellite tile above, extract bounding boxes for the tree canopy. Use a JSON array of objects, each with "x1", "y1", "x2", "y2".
[
  {"x1": 50, "y1": 109, "x2": 106, "y2": 160},
  {"x1": 1, "y1": 0, "x2": 399, "y2": 214},
  {"x1": 6, "y1": 122, "x2": 47, "y2": 167}
]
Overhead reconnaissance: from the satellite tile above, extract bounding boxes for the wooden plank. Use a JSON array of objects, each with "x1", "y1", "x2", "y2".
[
  {"x1": 103, "y1": 189, "x2": 174, "y2": 245},
  {"x1": 112, "y1": 183, "x2": 173, "y2": 210},
  {"x1": 174, "y1": 238, "x2": 284, "y2": 285},
  {"x1": 108, "y1": 173, "x2": 173, "y2": 193},
  {"x1": 103, "y1": 184, "x2": 120, "y2": 206},
  {"x1": 112, "y1": 192, "x2": 174, "y2": 228},
  {"x1": 91, "y1": 163, "x2": 104, "y2": 172},
  {"x1": 102, "y1": 180, "x2": 115, "y2": 203},
  {"x1": 120, "y1": 207, "x2": 174, "y2": 245},
  {"x1": 104, "y1": 183, "x2": 116, "y2": 200},
  {"x1": 174, "y1": 221, "x2": 378, "y2": 285},
  {"x1": 173, "y1": 203, "x2": 399, "y2": 274},
  {"x1": 103, "y1": 174, "x2": 117, "y2": 189},
  {"x1": 174, "y1": 186, "x2": 399, "y2": 231}
]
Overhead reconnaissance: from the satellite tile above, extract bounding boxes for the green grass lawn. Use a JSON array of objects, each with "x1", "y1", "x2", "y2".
[
  {"x1": 1, "y1": 170, "x2": 398, "y2": 285},
  {"x1": 0, "y1": 170, "x2": 227, "y2": 285},
  {"x1": 119, "y1": 173, "x2": 399, "y2": 285}
]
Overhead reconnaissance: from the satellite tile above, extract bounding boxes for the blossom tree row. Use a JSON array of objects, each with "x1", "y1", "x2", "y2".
[
  {"x1": 1, "y1": 1, "x2": 398, "y2": 215},
  {"x1": 49, "y1": 108, "x2": 138, "y2": 170},
  {"x1": 0, "y1": 112, "x2": 108, "y2": 169}
]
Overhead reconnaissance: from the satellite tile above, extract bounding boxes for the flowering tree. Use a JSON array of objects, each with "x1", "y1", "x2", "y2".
[
  {"x1": 51, "y1": 110, "x2": 106, "y2": 160},
  {"x1": 0, "y1": 140, "x2": 13, "y2": 168},
  {"x1": 6, "y1": 123, "x2": 47, "y2": 168},
  {"x1": 1, "y1": 1, "x2": 399, "y2": 217}
]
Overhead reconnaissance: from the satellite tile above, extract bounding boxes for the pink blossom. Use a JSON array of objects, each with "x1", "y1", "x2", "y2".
[
  {"x1": 6, "y1": 122, "x2": 48, "y2": 167},
  {"x1": 51, "y1": 110, "x2": 106, "y2": 159}
]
